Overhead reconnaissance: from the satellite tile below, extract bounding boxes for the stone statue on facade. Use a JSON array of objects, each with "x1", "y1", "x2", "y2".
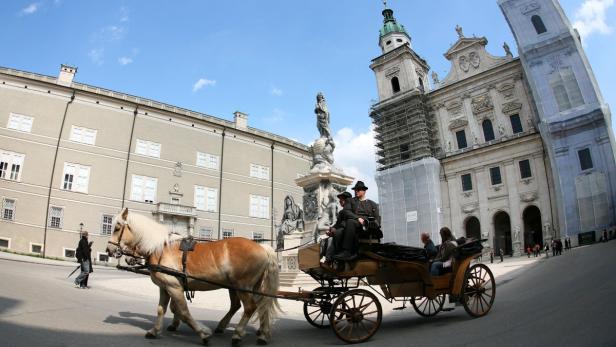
[
  {"x1": 315, "y1": 92, "x2": 332, "y2": 141},
  {"x1": 431, "y1": 71, "x2": 439, "y2": 84},
  {"x1": 455, "y1": 24, "x2": 464, "y2": 38},
  {"x1": 276, "y1": 195, "x2": 305, "y2": 250},
  {"x1": 498, "y1": 123, "x2": 506, "y2": 136},
  {"x1": 503, "y1": 42, "x2": 513, "y2": 57}
]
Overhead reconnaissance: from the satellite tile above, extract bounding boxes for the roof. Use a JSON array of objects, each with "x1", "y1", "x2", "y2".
[{"x1": 379, "y1": 8, "x2": 408, "y2": 38}]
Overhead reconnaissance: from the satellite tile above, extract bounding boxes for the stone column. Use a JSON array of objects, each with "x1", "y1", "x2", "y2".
[
  {"x1": 446, "y1": 173, "x2": 461, "y2": 236},
  {"x1": 533, "y1": 153, "x2": 552, "y2": 246},
  {"x1": 504, "y1": 160, "x2": 522, "y2": 256},
  {"x1": 475, "y1": 168, "x2": 490, "y2": 240}
]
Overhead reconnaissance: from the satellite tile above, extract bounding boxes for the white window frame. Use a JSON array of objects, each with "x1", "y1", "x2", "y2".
[
  {"x1": 97, "y1": 252, "x2": 109, "y2": 263},
  {"x1": 222, "y1": 229, "x2": 234, "y2": 239},
  {"x1": 30, "y1": 242, "x2": 43, "y2": 254},
  {"x1": 2, "y1": 198, "x2": 16, "y2": 221},
  {"x1": 63, "y1": 247, "x2": 76, "y2": 259},
  {"x1": 198, "y1": 227, "x2": 213, "y2": 240},
  {"x1": 249, "y1": 194, "x2": 270, "y2": 219},
  {"x1": 101, "y1": 214, "x2": 113, "y2": 235},
  {"x1": 48, "y1": 206, "x2": 64, "y2": 229},
  {"x1": 0, "y1": 237, "x2": 10, "y2": 249},
  {"x1": 194, "y1": 185, "x2": 217, "y2": 212},
  {"x1": 69, "y1": 125, "x2": 97, "y2": 145},
  {"x1": 196, "y1": 152, "x2": 219, "y2": 170},
  {"x1": 135, "y1": 139, "x2": 161, "y2": 158},
  {"x1": 250, "y1": 163, "x2": 270, "y2": 180},
  {"x1": 0, "y1": 149, "x2": 25, "y2": 181},
  {"x1": 7, "y1": 113, "x2": 33, "y2": 133},
  {"x1": 130, "y1": 174, "x2": 158, "y2": 203},
  {"x1": 61, "y1": 162, "x2": 91, "y2": 193}
]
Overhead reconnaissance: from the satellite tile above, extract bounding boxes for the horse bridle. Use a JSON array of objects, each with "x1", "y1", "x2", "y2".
[{"x1": 107, "y1": 222, "x2": 128, "y2": 258}]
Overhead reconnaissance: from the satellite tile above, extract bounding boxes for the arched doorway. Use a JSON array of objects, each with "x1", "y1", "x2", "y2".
[
  {"x1": 523, "y1": 206, "x2": 543, "y2": 249},
  {"x1": 465, "y1": 216, "x2": 481, "y2": 240},
  {"x1": 493, "y1": 211, "x2": 512, "y2": 256}
]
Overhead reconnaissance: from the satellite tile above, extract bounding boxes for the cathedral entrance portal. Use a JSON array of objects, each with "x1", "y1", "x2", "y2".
[
  {"x1": 523, "y1": 206, "x2": 543, "y2": 249},
  {"x1": 465, "y1": 216, "x2": 481, "y2": 240},
  {"x1": 493, "y1": 212, "x2": 512, "y2": 256}
]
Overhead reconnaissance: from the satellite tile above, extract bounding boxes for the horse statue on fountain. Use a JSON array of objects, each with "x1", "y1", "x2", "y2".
[{"x1": 105, "y1": 207, "x2": 280, "y2": 346}]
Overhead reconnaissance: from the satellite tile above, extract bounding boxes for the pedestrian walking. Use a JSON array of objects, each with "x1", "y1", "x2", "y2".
[
  {"x1": 544, "y1": 243, "x2": 549, "y2": 258},
  {"x1": 74, "y1": 231, "x2": 93, "y2": 289},
  {"x1": 527, "y1": 246, "x2": 531, "y2": 258},
  {"x1": 499, "y1": 248, "x2": 504, "y2": 262},
  {"x1": 603, "y1": 230, "x2": 608, "y2": 243},
  {"x1": 490, "y1": 250, "x2": 494, "y2": 264}
]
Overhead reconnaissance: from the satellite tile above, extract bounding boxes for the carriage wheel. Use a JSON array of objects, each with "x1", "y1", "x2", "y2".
[
  {"x1": 461, "y1": 264, "x2": 495, "y2": 318},
  {"x1": 303, "y1": 287, "x2": 336, "y2": 329},
  {"x1": 330, "y1": 289, "x2": 382, "y2": 344},
  {"x1": 411, "y1": 294, "x2": 445, "y2": 317}
]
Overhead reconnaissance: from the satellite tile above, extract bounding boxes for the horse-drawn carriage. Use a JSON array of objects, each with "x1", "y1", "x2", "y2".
[{"x1": 278, "y1": 237, "x2": 495, "y2": 343}]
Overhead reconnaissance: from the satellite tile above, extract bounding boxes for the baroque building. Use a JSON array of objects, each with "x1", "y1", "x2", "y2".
[
  {"x1": 372, "y1": 1, "x2": 615, "y2": 253},
  {"x1": 0, "y1": 65, "x2": 310, "y2": 259}
]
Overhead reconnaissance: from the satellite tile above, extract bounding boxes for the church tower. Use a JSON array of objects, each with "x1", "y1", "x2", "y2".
[
  {"x1": 370, "y1": 3, "x2": 442, "y2": 246},
  {"x1": 499, "y1": 0, "x2": 616, "y2": 243}
]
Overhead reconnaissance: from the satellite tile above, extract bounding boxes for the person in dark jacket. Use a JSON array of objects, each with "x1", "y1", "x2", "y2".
[
  {"x1": 430, "y1": 227, "x2": 458, "y2": 276},
  {"x1": 421, "y1": 233, "x2": 438, "y2": 259},
  {"x1": 321, "y1": 191, "x2": 353, "y2": 263},
  {"x1": 74, "y1": 231, "x2": 93, "y2": 289},
  {"x1": 334, "y1": 181, "x2": 381, "y2": 260}
]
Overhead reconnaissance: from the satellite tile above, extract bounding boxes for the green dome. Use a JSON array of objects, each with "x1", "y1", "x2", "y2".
[{"x1": 379, "y1": 8, "x2": 407, "y2": 38}]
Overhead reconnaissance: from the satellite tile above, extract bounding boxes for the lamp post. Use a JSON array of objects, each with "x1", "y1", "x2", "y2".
[{"x1": 79, "y1": 222, "x2": 84, "y2": 234}]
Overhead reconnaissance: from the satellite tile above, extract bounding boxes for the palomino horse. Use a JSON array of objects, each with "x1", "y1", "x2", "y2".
[{"x1": 105, "y1": 208, "x2": 280, "y2": 345}]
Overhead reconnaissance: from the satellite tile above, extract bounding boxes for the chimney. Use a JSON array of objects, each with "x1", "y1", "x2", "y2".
[
  {"x1": 234, "y1": 111, "x2": 248, "y2": 130},
  {"x1": 57, "y1": 64, "x2": 77, "y2": 86}
]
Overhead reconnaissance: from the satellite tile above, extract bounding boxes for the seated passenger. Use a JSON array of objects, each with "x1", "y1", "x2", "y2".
[
  {"x1": 430, "y1": 227, "x2": 458, "y2": 276},
  {"x1": 421, "y1": 232, "x2": 438, "y2": 259},
  {"x1": 321, "y1": 191, "x2": 353, "y2": 263}
]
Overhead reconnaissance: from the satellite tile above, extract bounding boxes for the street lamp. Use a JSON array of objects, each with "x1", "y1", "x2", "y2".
[{"x1": 79, "y1": 222, "x2": 84, "y2": 233}]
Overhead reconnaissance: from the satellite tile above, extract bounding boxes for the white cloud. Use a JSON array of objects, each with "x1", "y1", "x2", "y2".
[
  {"x1": 118, "y1": 56, "x2": 133, "y2": 65},
  {"x1": 101, "y1": 25, "x2": 126, "y2": 41},
  {"x1": 573, "y1": 0, "x2": 614, "y2": 41},
  {"x1": 192, "y1": 78, "x2": 216, "y2": 92},
  {"x1": 270, "y1": 86, "x2": 283, "y2": 96},
  {"x1": 88, "y1": 48, "x2": 104, "y2": 65},
  {"x1": 332, "y1": 126, "x2": 379, "y2": 201},
  {"x1": 21, "y1": 3, "x2": 39, "y2": 15},
  {"x1": 119, "y1": 6, "x2": 130, "y2": 22}
]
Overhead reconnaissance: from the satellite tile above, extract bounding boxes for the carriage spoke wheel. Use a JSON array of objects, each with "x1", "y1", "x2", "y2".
[
  {"x1": 411, "y1": 294, "x2": 445, "y2": 317},
  {"x1": 330, "y1": 289, "x2": 382, "y2": 344},
  {"x1": 303, "y1": 287, "x2": 337, "y2": 329},
  {"x1": 462, "y1": 264, "x2": 495, "y2": 318}
]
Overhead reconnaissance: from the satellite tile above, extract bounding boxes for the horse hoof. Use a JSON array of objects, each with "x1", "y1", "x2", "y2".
[
  {"x1": 202, "y1": 337, "x2": 210, "y2": 345},
  {"x1": 145, "y1": 332, "x2": 157, "y2": 339},
  {"x1": 166, "y1": 325, "x2": 177, "y2": 332},
  {"x1": 214, "y1": 327, "x2": 224, "y2": 334},
  {"x1": 231, "y1": 337, "x2": 242, "y2": 346},
  {"x1": 257, "y1": 337, "x2": 268, "y2": 345}
]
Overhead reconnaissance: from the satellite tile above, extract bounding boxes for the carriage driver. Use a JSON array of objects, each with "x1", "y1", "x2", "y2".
[{"x1": 333, "y1": 181, "x2": 382, "y2": 261}]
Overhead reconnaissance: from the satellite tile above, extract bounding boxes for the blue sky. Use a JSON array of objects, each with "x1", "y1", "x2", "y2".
[{"x1": 2, "y1": 0, "x2": 615, "y2": 200}]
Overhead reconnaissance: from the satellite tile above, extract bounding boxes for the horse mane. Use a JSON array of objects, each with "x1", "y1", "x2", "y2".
[{"x1": 122, "y1": 212, "x2": 182, "y2": 255}]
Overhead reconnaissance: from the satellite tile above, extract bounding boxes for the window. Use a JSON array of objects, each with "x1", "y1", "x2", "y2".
[
  {"x1": 519, "y1": 159, "x2": 532, "y2": 179},
  {"x1": 30, "y1": 243, "x2": 42, "y2": 254},
  {"x1": 131, "y1": 175, "x2": 157, "y2": 202},
  {"x1": 461, "y1": 174, "x2": 473, "y2": 192},
  {"x1": 2, "y1": 198, "x2": 15, "y2": 220},
  {"x1": 0, "y1": 238, "x2": 10, "y2": 248},
  {"x1": 386, "y1": 40, "x2": 392, "y2": 45},
  {"x1": 578, "y1": 148, "x2": 593, "y2": 171},
  {"x1": 69, "y1": 125, "x2": 97, "y2": 145},
  {"x1": 222, "y1": 229, "x2": 234, "y2": 239},
  {"x1": 252, "y1": 232, "x2": 264, "y2": 243},
  {"x1": 101, "y1": 214, "x2": 113, "y2": 235},
  {"x1": 7, "y1": 113, "x2": 33, "y2": 132},
  {"x1": 531, "y1": 15, "x2": 547, "y2": 34},
  {"x1": 456, "y1": 130, "x2": 468, "y2": 149},
  {"x1": 63, "y1": 248, "x2": 76, "y2": 258},
  {"x1": 490, "y1": 167, "x2": 502, "y2": 185},
  {"x1": 196, "y1": 152, "x2": 219, "y2": 170},
  {"x1": 194, "y1": 186, "x2": 217, "y2": 212},
  {"x1": 198, "y1": 227, "x2": 213, "y2": 240},
  {"x1": 250, "y1": 164, "x2": 270, "y2": 180},
  {"x1": 396, "y1": 38, "x2": 403, "y2": 43},
  {"x1": 550, "y1": 67, "x2": 584, "y2": 112},
  {"x1": 482, "y1": 119, "x2": 495, "y2": 142},
  {"x1": 62, "y1": 163, "x2": 90, "y2": 193},
  {"x1": 0, "y1": 150, "x2": 25, "y2": 181},
  {"x1": 98, "y1": 253, "x2": 109, "y2": 262},
  {"x1": 135, "y1": 139, "x2": 161, "y2": 158},
  {"x1": 510, "y1": 114, "x2": 523, "y2": 134},
  {"x1": 49, "y1": 206, "x2": 63, "y2": 228},
  {"x1": 391, "y1": 77, "x2": 401, "y2": 93},
  {"x1": 250, "y1": 195, "x2": 270, "y2": 219}
]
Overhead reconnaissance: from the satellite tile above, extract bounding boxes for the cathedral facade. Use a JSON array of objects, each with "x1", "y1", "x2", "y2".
[{"x1": 372, "y1": 0, "x2": 615, "y2": 253}]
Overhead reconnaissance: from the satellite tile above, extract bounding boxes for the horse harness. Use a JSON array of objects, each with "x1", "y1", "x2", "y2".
[{"x1": 178, "y1": 236, "x2": 197, "y2": 301}]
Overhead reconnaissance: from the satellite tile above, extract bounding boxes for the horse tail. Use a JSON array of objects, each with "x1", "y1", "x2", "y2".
[{"x1": 253, "y1": 244, "x2": 280, "y2": 336}]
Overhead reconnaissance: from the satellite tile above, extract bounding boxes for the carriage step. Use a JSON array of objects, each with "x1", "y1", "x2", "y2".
[
  {"x1": 442, "y1": 308, "x2": 455, "y2": 312},
  {"x1": 392, "y1": 306, "x2": 407, "y2": 311}
]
